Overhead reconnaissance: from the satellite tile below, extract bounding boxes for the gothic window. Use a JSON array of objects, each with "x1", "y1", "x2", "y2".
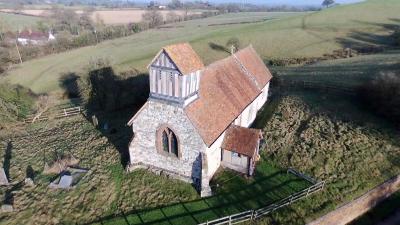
[{"x1": 157, "y1": 126, "x2": 179, "y2": 158}]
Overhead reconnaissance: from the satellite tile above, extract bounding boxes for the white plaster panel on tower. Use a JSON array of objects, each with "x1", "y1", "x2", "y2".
[
  {"x1": 174, "y1": 73, "x2": 179, "y2": 97},
  {"x1": 150, "y1": 69, "x2": 155, "y2": 93},
  {"x1": 161, "y1": 70, "x2": 167, "y2": 95},
  {"x1": 168, "y1": 72, "x2": 173, "y2": 96},
  {"x1": 181, "y1": 75, "x2": 187, "y2": 97}
]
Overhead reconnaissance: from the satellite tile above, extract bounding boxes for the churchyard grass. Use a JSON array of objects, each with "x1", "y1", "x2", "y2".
[
  {"x1": 252, "y1": 91, "x2": 400, "y2": 224},
  {"x1": 0, "y1": 113, "x2": 311, "y2": 225}
]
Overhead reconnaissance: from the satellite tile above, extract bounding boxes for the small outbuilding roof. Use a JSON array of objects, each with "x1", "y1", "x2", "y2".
[
  {"x1": 162, "y1": 43, "x2": 205, "y2": 75},
  {"x1": 221, "y1": 125, "x2": 262, "y2": 157},
  {"x1": 18, "y1": 30, "x2": 48, "y2": 40}
]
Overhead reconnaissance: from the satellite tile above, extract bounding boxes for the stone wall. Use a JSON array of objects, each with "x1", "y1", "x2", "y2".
[
  {"x1": 308, "y1": 174, "x2": 400, "y2": 225},
  {"x1": 129, "y1": 99, "x2": 206, "y2": 185}
]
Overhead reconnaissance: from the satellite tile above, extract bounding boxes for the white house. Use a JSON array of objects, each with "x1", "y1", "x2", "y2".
[
  {"x1": 17, "y1": 30, "x2": 55, "y2": 45},
  {"x1": 127, "y1": 43, "x2": 272, "y2": 196}
]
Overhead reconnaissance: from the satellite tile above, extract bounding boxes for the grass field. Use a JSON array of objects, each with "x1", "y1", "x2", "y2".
[
  {"x1": 273, "y1": 50, "x2": 400, "y2": 89},
  {"x1": 0, "y1": 8, "x2": 211, "y2": 25},
  {"x1": 0, "y1": 12, "x2": 44, "y2": 31},
  {"x1": 4, "y1": 0, "x2": 400, "y2": 94}
]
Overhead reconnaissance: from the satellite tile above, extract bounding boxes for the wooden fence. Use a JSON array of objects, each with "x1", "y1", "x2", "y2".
[
  {"x1": 23, "y1": 106, "x2": 82, "y2": 123},
  {"x1": 288, "y1": 168, "x2": 317, "y2": 184},
  {"x1": 199, "y1": 171, "x2": 325, "y2": 225}
]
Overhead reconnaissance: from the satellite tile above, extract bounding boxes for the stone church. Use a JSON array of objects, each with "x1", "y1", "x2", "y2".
[{"x1": 127, "y1": 43, "x2": 273, "y2": 196}]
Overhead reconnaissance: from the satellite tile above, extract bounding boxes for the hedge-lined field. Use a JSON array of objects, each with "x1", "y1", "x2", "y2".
[{"x1": 4, "y1": 0, "x2": 400, "y2": 94}]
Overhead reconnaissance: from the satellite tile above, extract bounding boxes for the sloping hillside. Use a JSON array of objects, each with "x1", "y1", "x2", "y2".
[
  {"x1": 3, "y1": 0, "x2": 400, "y2": 94},
  {"x1": 274, "y1": 50, "x2": 400, "y2": 88},
  {"x1": 0, "y1": 12, "x2": 44, "y2": 30}
]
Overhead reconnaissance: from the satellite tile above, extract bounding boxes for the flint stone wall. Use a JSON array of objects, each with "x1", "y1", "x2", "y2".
[{"x1": 129, "y1": 99, "x2": 206, "y2": 184}]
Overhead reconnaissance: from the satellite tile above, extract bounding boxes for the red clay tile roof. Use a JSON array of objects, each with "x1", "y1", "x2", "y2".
[
  {"x1": 235, "y1": 46, "x2": 272, "y2": 87},
  {"x1": 163, "y1": 43, "x2": 204, "y2": 75},
  {"x1": 18, "y1": 30, "x2": 47, "y2": 40},
  {"x1": 185, "y1": 45, "x2": 273, "y2": 146},
  {"x1": 221, "y1": 125, "x2": 262, "y2": 157}
]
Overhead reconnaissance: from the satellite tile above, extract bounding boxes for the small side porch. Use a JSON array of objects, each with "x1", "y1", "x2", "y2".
[{"x1": 220, "y1": 125, "x2": 263, "y2": 176}]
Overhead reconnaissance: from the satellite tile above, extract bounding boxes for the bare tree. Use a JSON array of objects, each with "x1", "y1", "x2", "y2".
[
  {"x1": 142, "y1": 9, "x2": 164, "y2": 28},
  {"x1": 166, "y1": 11, "x2": 181, "y2": 23},
  {"x1": 32, "y1": 95, "x2": 56, "y2": 123}
]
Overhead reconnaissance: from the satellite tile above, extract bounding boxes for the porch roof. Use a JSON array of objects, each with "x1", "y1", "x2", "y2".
[{"x1": 221, "y1": 125, "x2": 262, "y2": 158}]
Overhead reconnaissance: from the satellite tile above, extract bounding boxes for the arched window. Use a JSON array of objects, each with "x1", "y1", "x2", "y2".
[{"x1": 157, "y1": 126, "x2": 179, "y2": 158}]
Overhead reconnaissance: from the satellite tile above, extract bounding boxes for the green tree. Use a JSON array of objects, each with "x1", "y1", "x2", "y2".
[
  {"x1": 226, "y1": 37, "x2": 241, "y2": 53},
  {"x1": 322, "y1": 0, "x2": 335, "y2": 8},
  {"x1": 168, "y1": 0, "x2": 183, "y2": 9}
]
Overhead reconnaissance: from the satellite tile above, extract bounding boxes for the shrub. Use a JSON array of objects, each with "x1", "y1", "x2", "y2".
[
  {"x1": 358, "y1": 72, "x2": 400, "y2": 125},
  {"x1": 393, "y1": 30, "x2": 400, "y2": 46},
  {"x1": 0, "y1": 83, "x2": 35, "y2": 128}
]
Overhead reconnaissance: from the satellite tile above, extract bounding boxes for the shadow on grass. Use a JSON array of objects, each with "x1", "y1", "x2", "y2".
[
  {"x1": 83, "y1": 170, "x2": 310, "y2": 225},
  {"x1": 59, "y1": 67, "x2": 149, "y2": 168},
  {"x1": 336, "y1": 19, "x2": 400, "y2": 52},
  {"x1": 208, "y1": 42, "x2": 230, "y2": 54},
  {"x1": 3, "y1": 141, "x2": 12, "y2": 180}
]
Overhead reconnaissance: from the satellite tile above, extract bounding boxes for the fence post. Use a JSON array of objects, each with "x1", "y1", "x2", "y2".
[
  {"x1": 306, "y1": 186, "x2": 311, "y2": 197},
  {"x1": 64, "y1": 109, "x2": 67, "y2": 116},
  {"x1": 229, "y1": 215, "x2": 232, "y2": 225}
]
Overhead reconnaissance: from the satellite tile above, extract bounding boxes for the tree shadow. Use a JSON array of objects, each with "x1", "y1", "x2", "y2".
[
  {"x1": 58, "y1": 67, "x2": 149, "y2": 168},
  {"x1": 3, "y1": 141, "x2": 12, "y2": 180},
  {"x1": 82, "y1": 170, "x2": 308, "y2": 225},
  {"x1": 208, "y1": 42, "x2": 230, "y2": 54},
  {"x1": 4, "y1": 181, "x2": 23, "y2": 205},
  {"x1": 336, "y1": 19, "x2": 400, "y2": 53},
  {"x1": 59, "y1": 72, "x2": 80, "y2": 99}
]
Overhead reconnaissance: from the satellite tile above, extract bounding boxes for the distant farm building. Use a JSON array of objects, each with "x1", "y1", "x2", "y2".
[
  {"x1": 17, "y1": 30, "x2": 55, "y2": 45},
  {"x1": 127, "y1": 43, "x2": 272, "y2": 196}
]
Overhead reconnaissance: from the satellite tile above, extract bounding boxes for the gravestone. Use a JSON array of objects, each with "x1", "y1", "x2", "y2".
[
  {"x1": 24, "y1": 178, "x2": 35, "y2": 187},
  {"x1": 58, "y1": 175, "x2": 73, "y2": 188},
  {"x1": 0, "y1": 168, "x2": 9, "y2": 186},
  {"x1": 1, "y1": 204, "x2": 13, "y2": 213}
]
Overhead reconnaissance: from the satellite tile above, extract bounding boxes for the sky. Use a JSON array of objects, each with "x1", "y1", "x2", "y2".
[{"x1": 208, "y1": 0, "x2": 364, "y2": 6}]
